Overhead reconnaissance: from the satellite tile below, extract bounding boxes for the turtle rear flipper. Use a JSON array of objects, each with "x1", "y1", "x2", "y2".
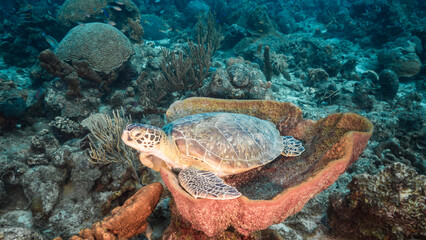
[
  {"x1": 281, "y1": 136, "x2": 305, "y2": 157},
  {"x1": 178, "y1": 167, "x2": 241, "y2": 200}
]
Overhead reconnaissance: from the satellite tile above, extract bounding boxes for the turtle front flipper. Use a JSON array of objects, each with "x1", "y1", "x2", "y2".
[
  {"x1": 178, "y1": 167, "x2": 241, "y2": 200},
  {"x1": 281, "y1": 136, "x2": 305, "y2": 157}
]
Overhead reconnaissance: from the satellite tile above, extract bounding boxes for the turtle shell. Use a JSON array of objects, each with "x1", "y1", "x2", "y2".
[{"x1": 162, "y1": 112, "x2": 284, "y2": 174}]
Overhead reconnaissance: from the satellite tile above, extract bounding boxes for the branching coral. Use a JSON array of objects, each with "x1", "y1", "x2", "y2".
[
  {"x1": 256, "y1": 45, "x2": 290, "y2": 81},
  {"x1": 187, "y1": 36, "x2": 212, "y2": 88},
  {"x1": 159, "y1": 36, "x2": 212, "y2": 93},
  {"x1": 83, "y1": 109, "x2": 142, "y2": 185},
  {"x1": 196, "y1": 11, "x2": 222, "y2": 55},
  {"x1": 136, "y1": 72, "x2": 168, "y2": 110},
  {"x1": 159, "y1": 48, "x2": 193, "y2": 92}
]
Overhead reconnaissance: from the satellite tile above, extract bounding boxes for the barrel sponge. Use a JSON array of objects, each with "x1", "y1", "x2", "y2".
[{"x1": 55, "y1": 22, "x2": 134, "y2": 73}]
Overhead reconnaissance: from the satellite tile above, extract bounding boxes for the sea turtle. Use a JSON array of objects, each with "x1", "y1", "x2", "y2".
[{"x1": 121, "y1": 112, "x2": 305, "y2": 200}]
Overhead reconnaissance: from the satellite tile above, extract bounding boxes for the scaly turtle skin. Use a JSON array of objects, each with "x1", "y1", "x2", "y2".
[{"x1": 122, "y1": 112, "x2": 304, "y2": 200}]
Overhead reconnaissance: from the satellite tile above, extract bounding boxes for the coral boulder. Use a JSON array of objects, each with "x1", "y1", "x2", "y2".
[
  {"x1": 57, "y1": 0, "x2": 143, "y2": 42},
  {"x1": 328, "y1": 163, "x2": 425, "y2": 239},
  {"x1": 55, "y1": 22, "x2": 134, "y2": 74}
]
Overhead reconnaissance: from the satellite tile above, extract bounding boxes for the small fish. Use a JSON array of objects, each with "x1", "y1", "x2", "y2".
[
  {"x1": 78, "y1": 9, "x2": 91, "y2": 18},
  {"x1": 102, "y1": 8, "x2": 109, "y2": 18},
  {"x1": 159, "y1": 27, "x2": 172, "y2": 33},
  {"x1": 110, "y1": 6, "x2": 122, "y2": 11},
  {"x1": 18, "y1": 12, "x2": 32, "y2": 18},
  {"x1": 41, "y1": 32, "x2": 59, "y2": 49},
  {"x1": 17, "y1": 5, "x2": 32, "y2": 14},
  {"x1": 35, "y1": 87, "x2": 46, "y2": 101},
  {"x1": 76, "y1": 21, "x2": 85, "y2": 27},
  {"x1": 17, "y1": 5, "x2": 32, "y2": 20},
  {"x1": 114, "y1": 1, "x2": 124, "y2": 5},
  {"x1": 105, "y1": 20, "x2": 116, "y2": 26}
]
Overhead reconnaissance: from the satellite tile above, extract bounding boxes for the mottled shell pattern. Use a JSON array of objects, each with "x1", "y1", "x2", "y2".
[{"x1": 162, "y1": 112, "x2": 284, "y2": 174}]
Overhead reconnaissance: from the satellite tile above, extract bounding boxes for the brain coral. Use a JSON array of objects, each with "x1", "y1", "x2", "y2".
[
  {"x1": 55, "y1": 22, "x2": 134, "y2": 73},
  {"x1": 57, "y1": 0, "x2": 143, "y2": 42},
  {"x1": 57, "y1": 0, "x2": 106, "y2": 26},
  {"x1": 57, "y1": 0, "x2": 139, "y2": 26}
]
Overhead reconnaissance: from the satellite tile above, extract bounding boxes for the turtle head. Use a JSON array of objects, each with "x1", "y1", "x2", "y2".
[{"x1": 122, "y1": 123, "x2": 164, "y2": 153}]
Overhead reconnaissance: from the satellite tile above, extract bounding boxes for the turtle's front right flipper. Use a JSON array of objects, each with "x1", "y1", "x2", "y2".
[{"x1": 178, "y1": 167, "x2": 241, "y2": 200}]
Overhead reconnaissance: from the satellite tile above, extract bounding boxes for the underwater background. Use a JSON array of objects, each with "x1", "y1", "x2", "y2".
[{"x1": 0, "y1": 0, "x2": 425, "y2": 239}]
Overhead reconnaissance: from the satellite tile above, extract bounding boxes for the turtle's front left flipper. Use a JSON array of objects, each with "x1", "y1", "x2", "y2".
[{"x1": 178, "y1": 167, "x2": 241, "y2": 200}]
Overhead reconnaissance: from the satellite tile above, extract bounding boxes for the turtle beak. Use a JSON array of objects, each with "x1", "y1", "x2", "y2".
[{"x1": 121, "y1": 129, "x2": 133, "y2": 143}]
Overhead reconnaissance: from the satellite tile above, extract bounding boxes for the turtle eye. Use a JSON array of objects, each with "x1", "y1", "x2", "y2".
[{"x1": 131, "y1": 131, "x2": 143, "y2": 139}]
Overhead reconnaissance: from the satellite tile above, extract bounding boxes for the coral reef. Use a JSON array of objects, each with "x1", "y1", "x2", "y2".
[
  {"x1": 0, "y1": 78, "x2": 27, "y2": 123},
  {"x1": 378, "y1": 36, "x2": 422, "y2": 78},
  {"x1": 328, "y1": 163, "x2": 425, "y2": 240},
  {"x1": 0, "y1": 227, "x2": 45, "y2": 240},
  {"x1": 200, "y1": 57, "x2": 271, "y2": 99},
  {"x1": 161, "y1": 97, "x2": 373, "y2": 237},
  {"x1": 0, "y1": 0, "x2": 425, "y2": 239},
  {"x1": 38, "y1": 49, "x2": 82, "y2": 97},
  {"x1": 0, "y1": 4, "x2": 65, "y2": 67},
  {"x1": 42, "y1": 87, "x2": 100, "y2": 119},
  {"x1": 306, "y1": 68, "x2": 329, "y2": 88},
  {"x1": 49, "y1": 116, "x2": 84, "y2": 142},
  {"x1": 378, "y1": 69, "x2": 399, "y2": 100}
]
